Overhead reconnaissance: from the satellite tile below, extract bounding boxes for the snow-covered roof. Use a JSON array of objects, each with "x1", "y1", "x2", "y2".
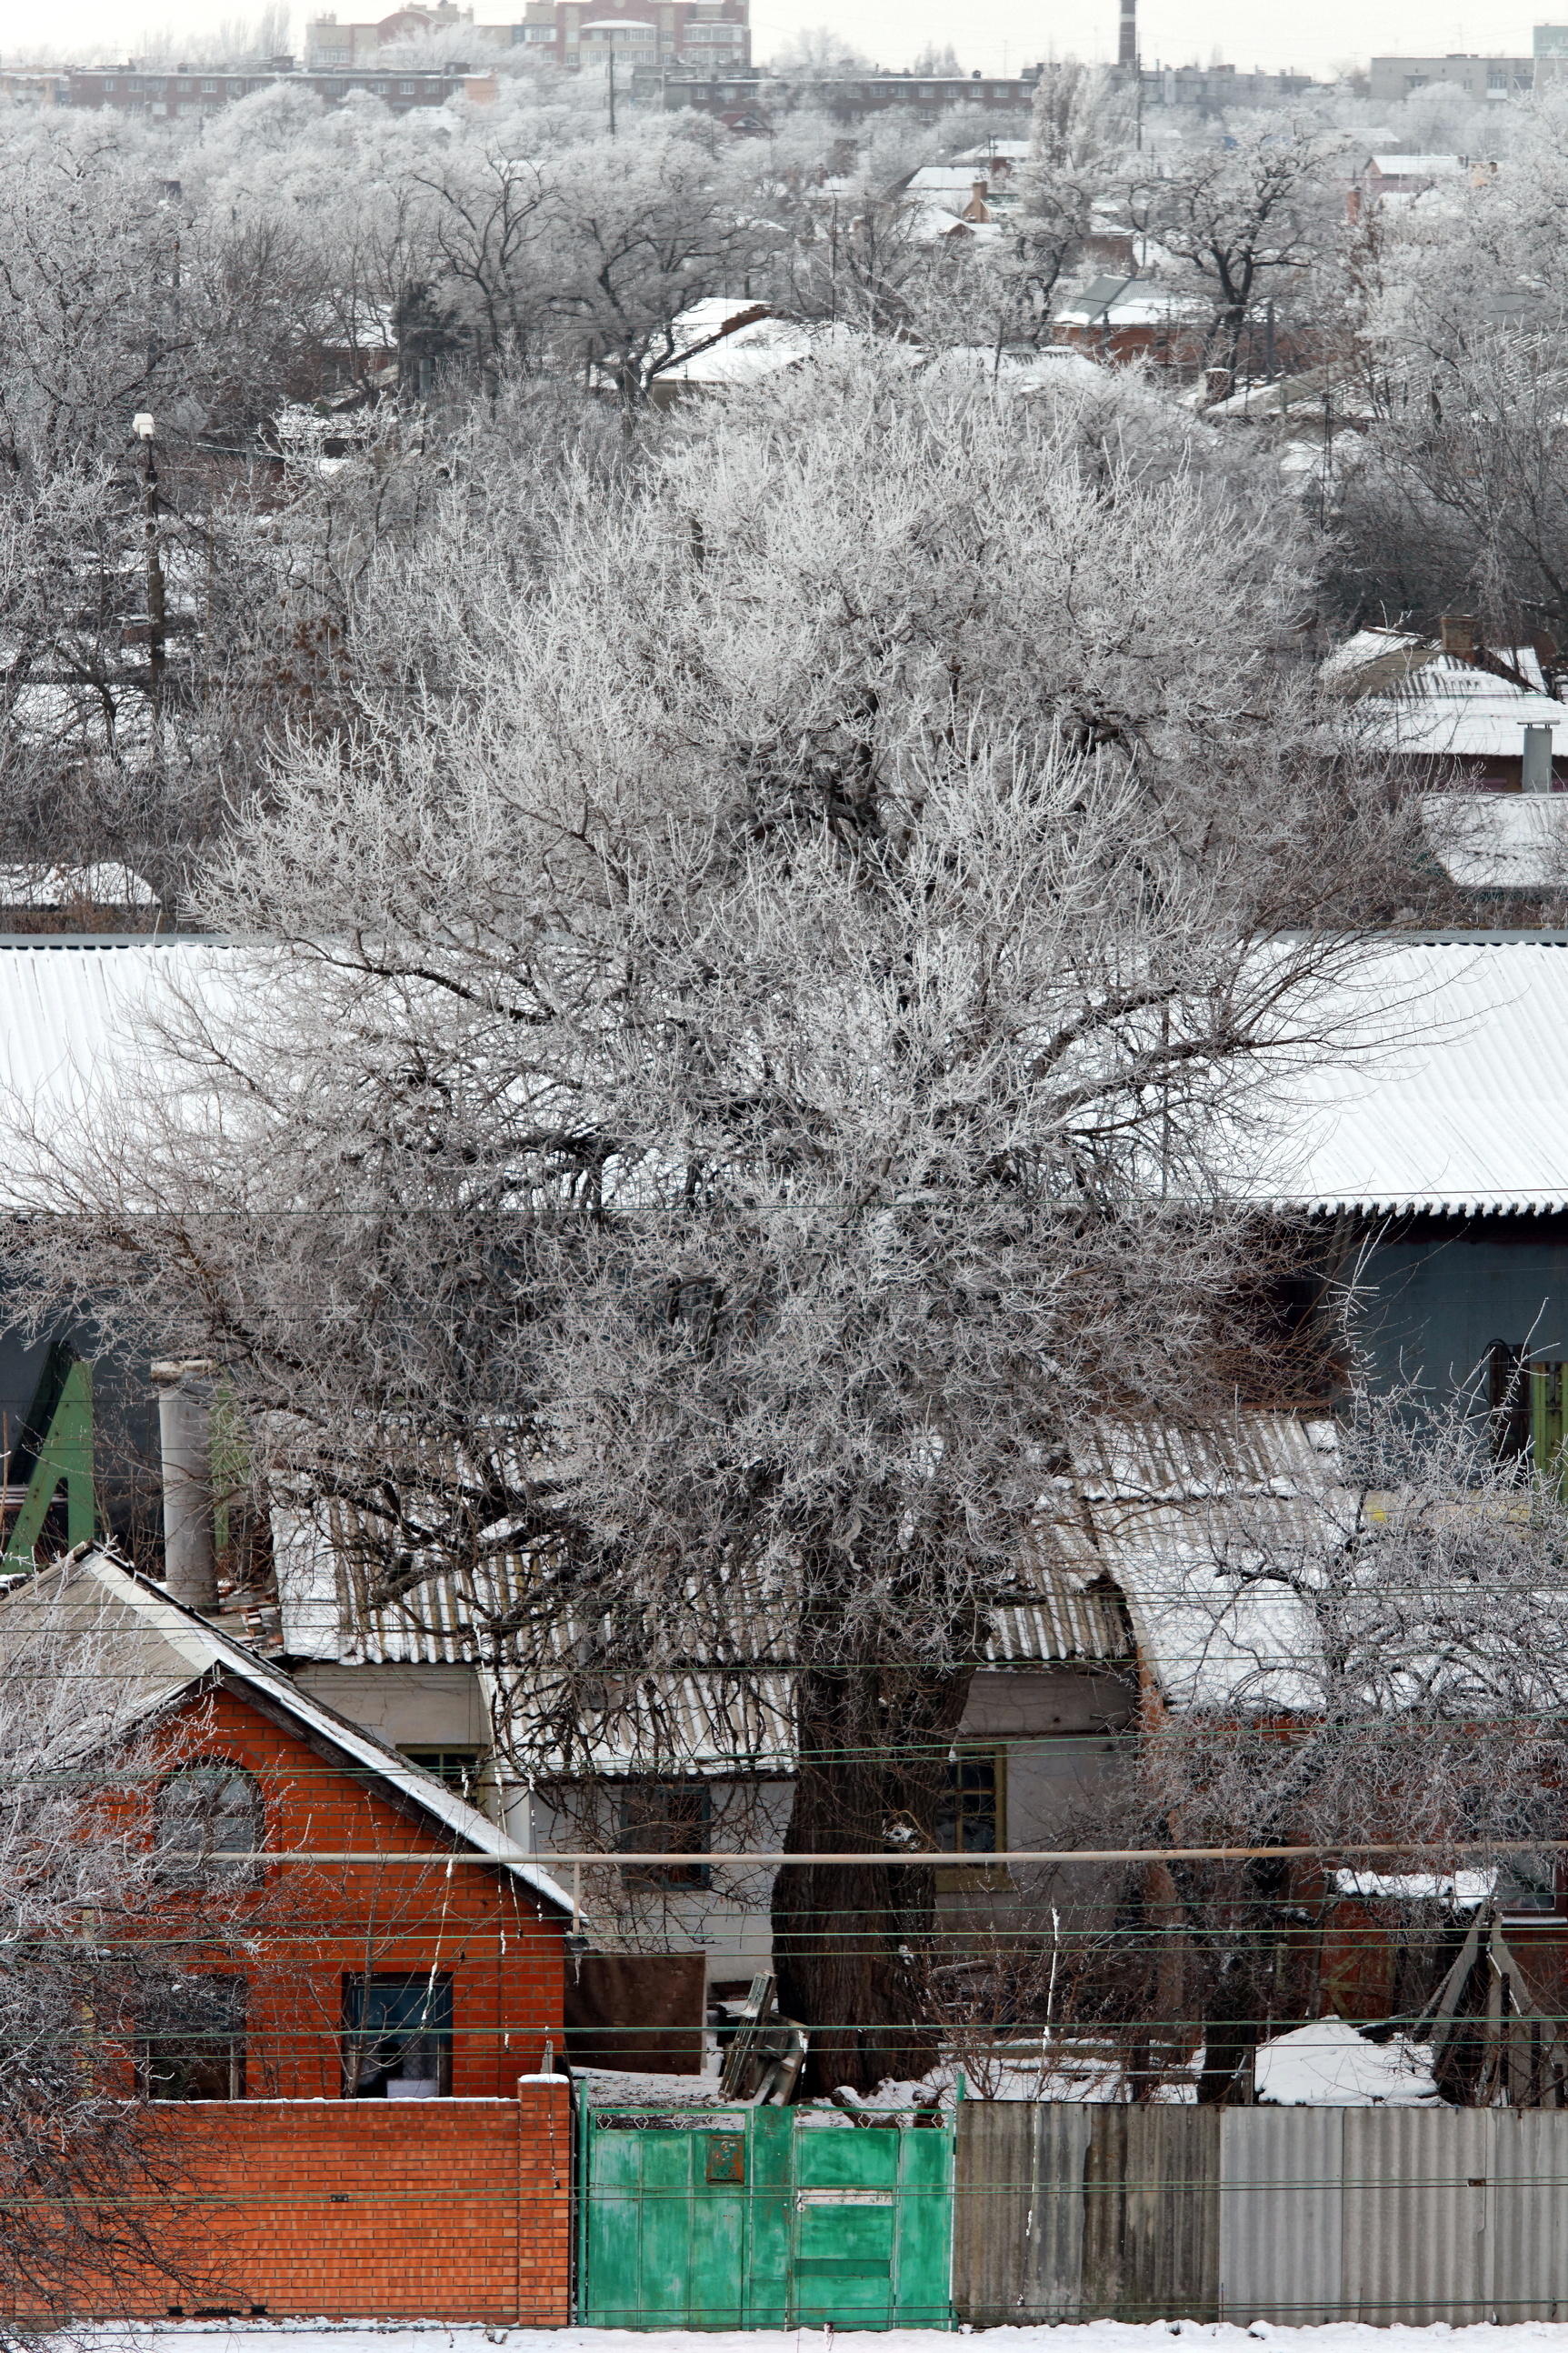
[
  {"x1": 1362, "y1": 652, "x2": 1566, "y2": 760},
  {"x1": 1064, "y1": 1417, "x2": 1344, "y2": 1711},
  {"x1": 904, "y1": 164, "x2": 990, "y2": 193},
  {"x1": 1328, "y1": 640, "x2": 1564, "y2": 756},
  {"x1": 1423, "y1": 792, "x2": 1568, "y2": 888},
  {"x1": 0, "y1": 1549, "x2": 574, "y2": 1913},
  {"x1": 1369, "y1": 152, "x2": 1464, "y2": 175},
  {"x1": 1322, "y1": 627, "x2": 1438, "y2": 694},
  {"x1": 1265, "y1": 937, "x2": 1568, "y2": 1216},
  {"x1": 1054, "y1": 275, "x2": 1195, "y2": 327},
  {"x1": 953, "y1": 138, "x2": 1030, "y2": 161},
  {"x1": 645, "y1": 301, "x2": 864, "y2": 389}
]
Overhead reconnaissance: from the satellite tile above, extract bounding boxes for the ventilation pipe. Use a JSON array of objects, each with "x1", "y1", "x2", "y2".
[
  {"x1": 1523, "y1": 722, "x2": 1555, "y2": 793},
  {"x1": 152, "y1": 1358, "x2": 217, "y2": 1611}
]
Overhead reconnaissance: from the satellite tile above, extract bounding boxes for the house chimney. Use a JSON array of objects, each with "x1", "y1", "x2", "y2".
[
  {"x1": 1440, "y1": 612, "x2": 1478, "y2": 663},
  {"x1": 1523, "y1": 721, "x2": 1555, "y2": 793},
  {"x1": 152, "y1": 1359, "x2": 217, "y2": 1611}
]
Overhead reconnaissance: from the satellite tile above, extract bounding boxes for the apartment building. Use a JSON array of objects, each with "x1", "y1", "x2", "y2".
[
  {"x1": 1368, "y1": 50, "x2": 1533, "y2": 101},
  {"x1": 305, "y1": 2, "x2": 478, "y2": 65},
  {"x1": 645, "y1": 65, "x2": 1033, "y2": 122},
  {"x1": 0, "y1": 68, "x2": 69, "y2": 105},
  {"x1": 69, "y1": 57, "x2": 497, "y2": 111},
  {"x1": 512, "y1": 0, "x2": 748, "y2": 74}
]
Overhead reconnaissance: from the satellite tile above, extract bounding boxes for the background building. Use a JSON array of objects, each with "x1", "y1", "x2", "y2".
[
  {"x1": 644, "y1": 65, "x2": 1033, "y2": 123},
  {"x1": 1369, "y1": 50, "x2": 1533, "y2": 102},
  {"x1": 306, "y1": 1, "x2": 474, "y2": 64},
  {"x1": 513, "y1": 0, "x2": 749, "y2": 75},
  {"x1": 69, "y1": 58, "x2": 497, "y2": 111}
]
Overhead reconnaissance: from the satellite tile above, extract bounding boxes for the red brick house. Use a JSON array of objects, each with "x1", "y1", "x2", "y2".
[{"x1": 1, "y1": 1550, "x2": 575, "y2": 2321}]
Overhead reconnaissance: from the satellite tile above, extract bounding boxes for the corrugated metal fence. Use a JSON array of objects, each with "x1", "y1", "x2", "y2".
[{"x1": 954, "y1": 2105, "x2": 1568, "y2": 2325}]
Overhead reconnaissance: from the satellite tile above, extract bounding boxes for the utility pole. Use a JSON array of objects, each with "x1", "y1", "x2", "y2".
[
  {"x1": 607, "y1": 45, "x2": 616, "y2": 134},
  {"x1": 131, "y1": 412, "x2": 165, "y2": 705}
]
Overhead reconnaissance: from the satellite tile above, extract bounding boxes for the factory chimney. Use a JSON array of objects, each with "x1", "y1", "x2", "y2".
[{"x1": 1118, "y1": 0, "x2": 1136, "y2": 68}]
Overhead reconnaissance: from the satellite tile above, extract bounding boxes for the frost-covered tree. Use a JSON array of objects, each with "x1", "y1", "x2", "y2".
[
  {"x1": 1331, "y1": 95, "x2": 1568, "y2": 647},
  {"x1": 8, "y1": 355, "x2": 1413, "y2": 2093},
  {"x1": 1131, "y1": 120, "x2": 1348, "y2": 384}
]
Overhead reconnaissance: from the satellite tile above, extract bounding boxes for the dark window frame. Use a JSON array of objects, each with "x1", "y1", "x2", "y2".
[
  {"x1": 398, "y1": 1747, "x2": 484, "y2": 1799},
  {"x1": 342, "y1": 1971, "x2": 454, "y2": 2098}
]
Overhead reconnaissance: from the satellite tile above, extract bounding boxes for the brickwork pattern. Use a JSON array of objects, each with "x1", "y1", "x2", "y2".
[
  {"x1": 148, "y1": 1686, "x2": 565, "y2": 2096},
  {"x1": 105, "y1": 2087, "x2": 572, "y2": 2323}
]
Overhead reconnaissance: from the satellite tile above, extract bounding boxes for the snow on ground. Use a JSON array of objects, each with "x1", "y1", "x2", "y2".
[
  {"x1": 578, "y1": 2018, "x2": 1443, "y2": 2112},
  {"x1": 75, "y1": 2325, "x2": 1568, "y2": 2353}
]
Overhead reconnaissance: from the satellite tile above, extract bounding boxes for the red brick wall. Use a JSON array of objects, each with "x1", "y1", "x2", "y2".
[
  {"x1": 103, "y1": 2084, "x2": 572, "y2": 2324},
  {"x1": 140, "y1": 1686, "x2": 565, "y2": 2096}
]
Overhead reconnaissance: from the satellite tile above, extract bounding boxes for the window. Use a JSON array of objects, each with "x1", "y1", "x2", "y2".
[
  {"x1": 1489, "y1": 1340, "x2": 1531, "y2": 1460},
  {"x1": 399, "y1": 1746, "x2": 483, "y2": 1797},
  {"x1": 200, "y1": 76, "x2": 217, "y2": 90},
  {"x1": 935, "y1": 1754, "x2": 1001, "y2": 1857},
  {"x1": 141, "y1": 1973, "x2": 246, "y2": 2099},
  {"x1": 154, "y1": 1763, "x2": 264, "y2": 1886},
  {"x1": 618, "y1": 1778, "x2": 710, "y2": 1887},
  {"x1": 400, "y1": 78, "x2": 415, "y2": 91},
  {"x1": 343, "y1": 1972, "x2": 453, "y2": 2097}
]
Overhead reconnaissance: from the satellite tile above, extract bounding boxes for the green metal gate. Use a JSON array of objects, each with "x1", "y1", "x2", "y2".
[{"x1": 579, "y1": 2101, "x2": 954, "y2": 2329}]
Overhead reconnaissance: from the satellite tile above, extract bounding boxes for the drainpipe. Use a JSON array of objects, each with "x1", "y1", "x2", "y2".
[
  {"x1": 151, "y1": 1358, "x2": 217, "y2": 1612},
  {"x1": 1523, "y1": 722, "x2": 1555, "y2": 793}
]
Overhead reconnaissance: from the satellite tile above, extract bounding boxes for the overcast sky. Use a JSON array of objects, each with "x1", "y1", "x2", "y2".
[{"x1": 23, "y1": 0, "x2": 1551, "y2": 85}]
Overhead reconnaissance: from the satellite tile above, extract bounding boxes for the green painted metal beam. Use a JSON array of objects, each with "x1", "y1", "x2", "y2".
[{"x1": 2, "y1": 1357, "x2": 96, "y2": 1572}]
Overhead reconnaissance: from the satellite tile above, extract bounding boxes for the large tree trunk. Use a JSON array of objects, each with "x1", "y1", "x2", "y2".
[{"x1": 772, "y1": 1658, "x2": 974, "y2": 2097}]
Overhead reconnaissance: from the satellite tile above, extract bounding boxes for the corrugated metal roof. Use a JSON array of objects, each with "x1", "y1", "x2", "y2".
[
  {"x1": 1357, "y1": 651, "x2": 1565, "y2": 758},
  {"x1": 1266, "y1": 938, "x2": 1568, "y2": 1215},
  {"x1": 275, "y1": 1492, "x2": 1131, "y2": 1677},
  {"x1": 1070, "y1": 1417, "x2": 1343, "y2": 1710},
  {"x1": 0, "y1": 936, "x2": 238, "y2": 1207}
]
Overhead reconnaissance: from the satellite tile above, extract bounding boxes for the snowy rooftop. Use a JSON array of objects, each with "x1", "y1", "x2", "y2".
[
  {"x1": 1263, "y1": 937, "x2": 1568, "y2": 1217},
  {"x1": 1369, "y1": 152, "x2": 1465, "y2": 175},
  {"x1": 1055, "y1": 275, "x2": 1199, "y2": 327},
  {"x1": 903, "y1": 165, "x2": 991, "y2": 193},
  {"x1": 1353, "y1": 649, "x2": 1566, "y2": 761},
  {"x1": 1423, "y1": 792, "x2": 1568, "y2": 888}
]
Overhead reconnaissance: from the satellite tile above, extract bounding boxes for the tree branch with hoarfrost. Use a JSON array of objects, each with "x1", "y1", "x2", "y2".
[{"x1": 6, "y1": 355, "x2": 1416, "y2": 2092}]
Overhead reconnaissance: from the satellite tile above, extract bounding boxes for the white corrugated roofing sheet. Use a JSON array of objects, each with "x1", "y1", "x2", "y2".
[
  {"x1": 0, "y1": 936, "x2": 238, "y2": 1207},
  {"x1": 1071, "y1": 1417, "x2": 1345, "y2": 1710},
  {"x1": 1265, "y1": 938, "x2": 1568, "y2": 1215},
  {"x1": 1358, "y1": 653, "x2": 1565, "y2": 758}
]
